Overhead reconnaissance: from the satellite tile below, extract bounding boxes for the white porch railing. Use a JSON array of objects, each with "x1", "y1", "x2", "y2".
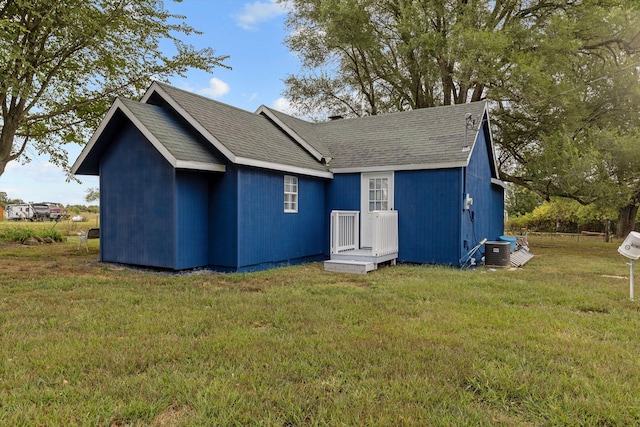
[
  {"x1": 371, "y1": 210, "x2": 399, "y2": 257},
  {"x1": 330, "y1": 210, "x2": 398, "y2": 257},
  {"x1": 330, "y1": 210, "x2": 359, "y2": 254}
]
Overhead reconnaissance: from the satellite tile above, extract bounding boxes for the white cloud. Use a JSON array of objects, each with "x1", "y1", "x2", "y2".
[
  {"x1": 198, "y1": 78, "x2": 230, "y2": 99},
  {"x1": 1, "y1": 158, "x2": 98, "y2": 206},
  {"x1": 271, "y1": 97, "x2": 297, "y2": 115},
  {"x1": 271, "y1": 97, "x2": 317, "y2": 120},
  {"x1": 235, "y1": 0, "x2": 290, "y2": 30}
]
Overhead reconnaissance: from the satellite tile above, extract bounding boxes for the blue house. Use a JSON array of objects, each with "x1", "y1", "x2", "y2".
[{"x1": 72, "y1": 82, "x2": 505, "y2": 272}]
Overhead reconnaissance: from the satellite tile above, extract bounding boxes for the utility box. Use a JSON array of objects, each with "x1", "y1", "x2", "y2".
[{"x1": 485, "y1": 241, "x2": 510, "y2": 268}]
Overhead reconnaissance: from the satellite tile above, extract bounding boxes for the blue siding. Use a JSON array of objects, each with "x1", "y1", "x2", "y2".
[
  {"x1": 463, "y1": 124, "x2": 505, "y2": 263},
  {"x1": 100, "y1": 123, "x2": 176, "y2": 269},
  {"x1": 95, "y1": 114, "x2": 501, "y2": 272},
  {"x1": 325, "y1": 173, "x2": 360, "y2": 254},
  {"x1": 175, "y1": 171, "x2": 210, "y2": 269},
  {"x1": 235, "y1": 168, "x2": 326, "y2": 271},
  {"x1": 208, "y1": 164, "x2": 239, "y2": 269},
  {"x1": 395, "y1": 169, "x2": 463, "y2": 265},
  {"x1": 326, "y1": 173, "x2": 360, "y2": 211}
]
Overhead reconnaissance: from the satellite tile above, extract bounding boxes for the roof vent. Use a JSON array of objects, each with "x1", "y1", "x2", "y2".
[
  {"x1": 463, "y1": 112, "x2": 477, "y2": 151},
  {"x1": 328, "y1": 114, "x2": 344, "y2": 121}
]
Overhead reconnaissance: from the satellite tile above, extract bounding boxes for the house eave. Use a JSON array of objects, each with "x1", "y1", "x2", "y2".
[
  {"x1": 330, "y1": 161, "x2": 468, "y2": 174},
  {"x1": 236, "y1": 157, "x2": 333, "y2": 179},
  {"x1": 72, "y1": 97, "x2": 226, "y2": 176},
  {"x1": 73, "y1": 99, "x2": 183, "y2": 175},
  {"x1": 175, "y1": 161, "x2": 226, "y2": 172},
  {"x1": 491, "y1": 178, "x2": 508, "y2": 189}
]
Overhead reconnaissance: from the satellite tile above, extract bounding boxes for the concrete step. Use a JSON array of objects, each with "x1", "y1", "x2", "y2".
[{"x1": 323, "y1": 259, "x2": 376, "y2": 274}]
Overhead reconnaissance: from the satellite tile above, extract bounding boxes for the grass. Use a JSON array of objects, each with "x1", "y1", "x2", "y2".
[
  {"x1": 0, "y1": 214, "x2": 99, "y2": 243},
  {"x1": 0, "y1": 232, "x2": 639, "y2": 425}
]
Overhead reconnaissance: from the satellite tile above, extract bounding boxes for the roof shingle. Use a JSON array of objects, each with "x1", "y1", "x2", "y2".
[
  {"x1": 154, "y1": 84, "x2": 328, "y2": 173},
  {"x1": 120, "y1": 98, "x2": 225, "y2": 166}
]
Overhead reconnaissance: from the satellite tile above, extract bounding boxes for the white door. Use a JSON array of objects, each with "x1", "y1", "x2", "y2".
[{"x1": 361, "y1": 172, "x2": 394, "y2": 248}]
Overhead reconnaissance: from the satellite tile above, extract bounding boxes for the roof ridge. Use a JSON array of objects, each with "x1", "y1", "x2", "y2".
[
  {"x1": 153, "y1": 81, "x2": 263, "y2": 119},
  {"x1": 310, "y1": 101, "x2": 487, "y2": 127}
]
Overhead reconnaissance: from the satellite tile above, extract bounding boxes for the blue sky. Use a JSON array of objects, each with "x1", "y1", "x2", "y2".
[{"x1": 0, "y1": 0, "x2": 299, "y2": 206}]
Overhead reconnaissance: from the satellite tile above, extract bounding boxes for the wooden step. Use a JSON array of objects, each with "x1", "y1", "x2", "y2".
[{"x1": 324, "y1": 259, "x2": 376, "y2": 274}]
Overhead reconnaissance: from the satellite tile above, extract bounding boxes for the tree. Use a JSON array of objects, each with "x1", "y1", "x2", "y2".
[
  {"x1": 0, "y1": 191, "x2": 22, "y2": 206},
  {"x1": 280, "y1": 0, "x2": 581, "y2": 117},
  {"x1": 0, "y1": 0, "x2": 228, "y2": 177},
  {"x1": 493, "y1": 3, "x2": 640, "y2": 236},
  {"x1": 85, "y1": 187, "x2": 99, "y2": 203},
  {"x1": 505, "y1": 185, "x2": 543, "y2": 218},
  {"x1": 281, "y1": 0, "x2": 640, "y2": 236}
]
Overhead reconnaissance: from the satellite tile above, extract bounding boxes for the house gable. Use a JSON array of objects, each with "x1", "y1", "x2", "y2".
[
  {"x1": 99, "y1": 121, "x2": 177, "y2": 269},
  {"x1": 72, "y1": 98, "x2": 226, "y2": 176},
  {"x1": 141, "y1": 82, "x2": 332, "y2": 179}
]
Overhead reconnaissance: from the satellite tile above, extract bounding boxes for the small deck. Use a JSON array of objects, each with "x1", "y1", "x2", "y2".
[{"x1": 324, "y1": 210, "x2": 398, "y2": 274}]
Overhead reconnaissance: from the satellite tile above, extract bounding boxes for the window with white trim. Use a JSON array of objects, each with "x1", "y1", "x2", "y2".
[
  {"x1": 284, "y1": 175, "x2": 298, "y2": 213},
  {"x1": 368, "y1": 177, "x2": 389, "y2": 212}
]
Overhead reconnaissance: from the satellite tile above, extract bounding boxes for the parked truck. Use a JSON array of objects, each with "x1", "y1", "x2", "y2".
[{"x1": 41, "y1": 202, "x2": 68, "y2": 221}]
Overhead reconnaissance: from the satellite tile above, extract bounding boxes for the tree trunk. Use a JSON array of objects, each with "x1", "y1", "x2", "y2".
[{"x1": 616, "y1": 202, "x2": 639, "y2": 238}]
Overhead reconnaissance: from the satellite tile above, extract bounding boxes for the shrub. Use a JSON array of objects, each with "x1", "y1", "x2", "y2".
[
  {"x1": 506, "y1": 198, "x2": 618, "y2": 233},
  {"x1": 0, "y1": 227, "x2": 63, "y2": 243}
]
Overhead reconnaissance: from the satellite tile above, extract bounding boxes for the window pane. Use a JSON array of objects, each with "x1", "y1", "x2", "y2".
[{"x1": 284, "y1": 175, "x2": 298, "y2": 212}]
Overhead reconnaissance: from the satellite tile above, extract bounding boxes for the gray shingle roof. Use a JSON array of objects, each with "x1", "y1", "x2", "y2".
[
  {"x1": 260, "y1": 107, "x2": 333, "y2": 159},
  {"x1": 154, "y1": 84, "x2": 328, "y2": 173},
  {"x1": 268, "y1": 102, "x2": 488, "y2": 170},
  {"x1": 120, "y1": 98, "x2": 225, "y2": 166},
  {"x1": 77, "y1": 83, "x2": 489, "y2": 177}
]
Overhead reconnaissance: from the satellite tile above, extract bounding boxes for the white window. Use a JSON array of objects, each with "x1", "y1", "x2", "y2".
[
  {"x1": 368, "y1": 177, "x2": 389, "y2": 212},
  {"x1": 284, "y1": 175, "x2": 298, "y2": 213}
]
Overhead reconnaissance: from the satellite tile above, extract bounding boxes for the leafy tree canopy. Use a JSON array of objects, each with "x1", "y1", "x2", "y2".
[
  {"x1": 281, "y1": 0, "x2": 640, "y2": 235},
  {"x1": 0, "y1": 0, "x2": 228, "y2": 177},
  {"x1": 85, "y1": 187, "x2": 99, "y2": 203}
]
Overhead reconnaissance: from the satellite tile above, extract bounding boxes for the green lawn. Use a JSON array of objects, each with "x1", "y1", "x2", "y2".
[{"x1": 0, "y1": 235, "x2": 638, "y2": 425}]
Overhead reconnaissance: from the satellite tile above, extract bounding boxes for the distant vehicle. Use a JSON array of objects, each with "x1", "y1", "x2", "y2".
[
  {"x1": 31, "y1": 203, "x2": 50, "y2": 221},
  {"x1": 5, "y1": 203, "x2": 36, "y2": 221},
  {"x1": 41, "y1": 202, "x2": 68, "y2": 221},
  {"x1": 4, "y1": 202, "x2": 68, "y2": 221}
]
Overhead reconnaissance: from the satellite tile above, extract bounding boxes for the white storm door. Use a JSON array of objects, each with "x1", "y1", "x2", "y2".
[{"x1": 361, "y1": 172, "x2": 394, "y2": 248}]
